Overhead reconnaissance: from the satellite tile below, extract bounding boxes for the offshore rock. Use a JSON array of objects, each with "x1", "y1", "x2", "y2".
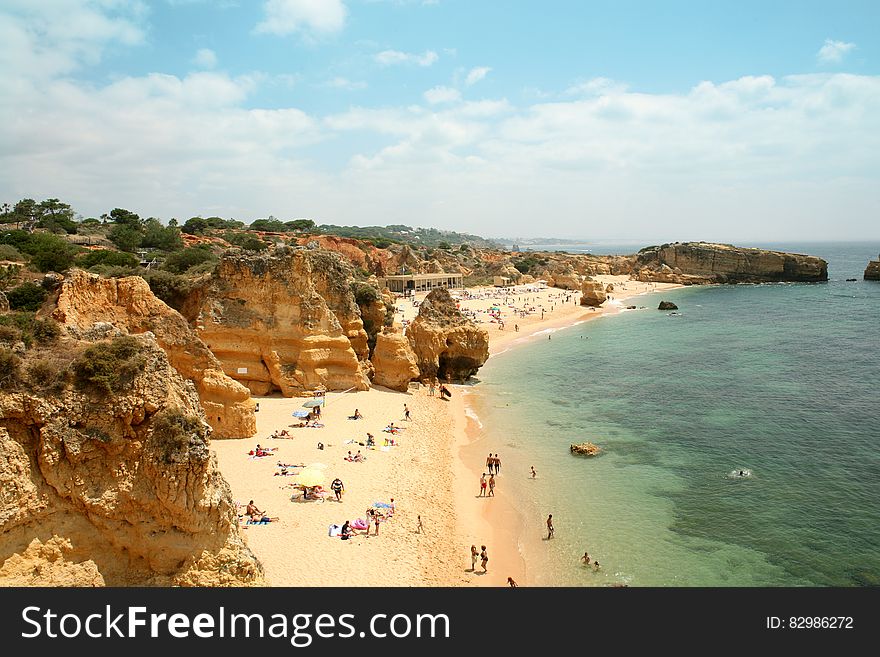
[
  {"x1": 50, "y1": 270, "x2": 255, "y2": 439},
  {"x1": 635, "y1": 242, "x2": 828, "y2": 284},
  {"x1": 406, "y1": 288, "x2": 489, "y2": 382},
  {"x1": 192, "y1": 247, "x2": 370, "y2": 396},
  {"x1": 658, "y1": 301, "x2": 678, "y2": 310},
  {"x1": 865, "y1": 255, "x2": 880, "y2": 281}
]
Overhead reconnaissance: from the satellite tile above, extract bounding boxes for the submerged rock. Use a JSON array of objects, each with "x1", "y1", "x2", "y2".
[{"x1": 570, "y1": 442, "x2": 602, "y2": 456}]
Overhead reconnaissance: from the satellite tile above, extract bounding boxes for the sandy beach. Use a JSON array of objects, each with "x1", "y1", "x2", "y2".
[{"x1": 212, "y1": 276, "x2": 681, "y2": 586}]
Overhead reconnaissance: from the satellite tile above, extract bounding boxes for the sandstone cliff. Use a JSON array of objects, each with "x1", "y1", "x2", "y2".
[
  {"x1": 580, "y1": 280, "x2": 606, "y2": 307},
  {"x1": 371, "y1": 327, "x2": 420, "y2": 391},
  {"x1": 49, "y1": 270, "x2": 255, "y2": 439},
  {"x1": 864, "y1": 255, "x2": 880, "y2": 281},
  {"x1": 406, "y1": 288, "x2": 489, "y2": 382},
  {"x1": 192, "y1": 247, "x2": 370, "y2": 396},
  {"x1": 0, "y1": 332, "x2": 262, "y2": 586},
  {"x1": 634, "y1": 242, "x2": 828, "y2": 284}
]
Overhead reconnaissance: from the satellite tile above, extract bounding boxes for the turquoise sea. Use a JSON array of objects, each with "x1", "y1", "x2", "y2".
[{"x1": 468, "y1": 242, "x2": 880, "y2": 586}]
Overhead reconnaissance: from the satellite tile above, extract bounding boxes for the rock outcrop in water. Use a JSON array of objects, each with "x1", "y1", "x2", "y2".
[
  {"x1": 191, "y1": 247, "x2": 371, "y2": 396},
  {"x1": 405, "y1": 288, "x2": 489, "y2": 382},
  {"x1": 865, "y1": 255, "x2": 880, "y2": 281},
  {"x1": 658, "y1": 301, "x2": 678, "y2": 310},
  {"x1": 0, "y1": 332, "x2": 263, "y2": 586},
  {"x1": 49, "y1": 270, "x2": 256, "y2": 439},
  {"x1": 634, "y1": 242, "x2": 828, "y2": 284}
]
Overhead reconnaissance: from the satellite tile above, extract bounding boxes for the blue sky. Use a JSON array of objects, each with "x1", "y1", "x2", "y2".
[{"x1": 1, "y1": 0, "x2": 878, "y2": 241}]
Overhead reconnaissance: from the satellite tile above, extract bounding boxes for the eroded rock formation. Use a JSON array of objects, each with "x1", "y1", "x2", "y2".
[
  {"x1": 192, "y1": 247, "x2": 370, "y2": 396},
  {"x1": 580, "y1": 280, "x2": 606, "y2": 307},
  {"x1": 406, "y1": 288, "x2": 489, "y2": 382},
  {"x1": 371, "y1": 328, "x2": 420, "y2": 391},
  {"x1": 864, "y1": 255, "x2": 880, "y2": 281},
  {"x1": 49, "y1": 270, "x2": 255, "y2": 439},
  {"x1": 635, "y1": 242, "x2": 828, "y2": 284},
  {"x1": 0, "y1": 333, "x2": 262, "y2": 586}
]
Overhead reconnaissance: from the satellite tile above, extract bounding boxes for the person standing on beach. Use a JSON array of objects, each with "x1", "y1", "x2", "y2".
[
  {"x1": 480, "y1": 546, "x2": 489, "y2": 572},
  {"x1": 494, "y1": 454, "x2": 501, "y2": 474},
  {"x1": 486, "y1": 454, "x2": 494, "y2": 474},
  {"x1": 488, "y1": 474, "x2": 496, "y2": 497},
  {"x1": 330, "y1": 477, "x2": 344, "y2": 502},
  {"x1": 507, "y1": 577, "x2": 518, "y2": 587},
  {"x1": 546, "y1": 514, "x2": 555, "y2": 539},
  {"x1": 470, "y1": 545, "x2": 478, "y2": 571},
  {"x1": 404, "y1": 404, "x2": 411, "y2": 421},
  {"x1": 479, "y1": 474, "x2": 487, "y2": 497},
  {"x1": 530, "y1": 466, "x2": 537, "y2": 479}
]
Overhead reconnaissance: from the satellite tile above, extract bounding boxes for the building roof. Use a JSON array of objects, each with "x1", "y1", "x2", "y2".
[{"x1": 380, "y1": 272, "x2": 462, "y2": 280}]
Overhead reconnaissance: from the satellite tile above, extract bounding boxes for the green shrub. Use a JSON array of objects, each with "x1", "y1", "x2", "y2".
[
  {"x1": 0, "y1": 244, "x2": 24, "y2": 261},
  {"x1": 161, "y1": 246, "x2": 216, "y2": 274},
  {"x1": 0, "y1": 324, "x2": 21, "y2": 344},
  {"x1": 77, "y1": 249, "x2": 140, "y2": 270},
  {"x1": 151, "y1": 411, "x2": 207, "y2": 463},
  {"x1": 32, "y1": 318, "x2": 60, "y2": 344},
  {"x1": 6, "y1": 282, "x2": 47, "y2": 311},
  {"x1": 107, "y1": 224, "x2": 143, "y2": 252},
  {"x1": 25, "y1": 356, "x2": 69, "y2": 392},
  {"x1": 72, "y1": 336, "x2": 146, "y2": 396},
  {"x1": 351, "y1": 282, "x2": 380, "y2": 307},
  {"x1": 143, "y1": 271, "x2": 192, "y2": 311},
  {"x1": 25, "y1": 233, "x2": 81, "y2": 272},
  {"x1": 223, "y1": 231, "x2": 268, "y2": 251},
  {"x1": 0, "y1": 347, "x2": 20, "y2": 387}
]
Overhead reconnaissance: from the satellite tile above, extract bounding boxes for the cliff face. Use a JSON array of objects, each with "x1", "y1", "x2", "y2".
[
  {"x1": 580, "y1": 280, "x2": 606, "y2": 307},
  {"x1": 864, "y1": 255, "x2": 880, "y2": 281},
  {"x1": 0, "y1": 333, "x2": 262, "y2": 586},
  {"x1": 371, "y1": 328, "x2": 420, "y2": 391},
  {"x1": 634, "y1": 242, "x2": 828, "y2": 284},
  {"x1": 192, "y1": 247, "x2": 370, "y2": 396},
  {"x1": 49, "y1": 270, "x2": 256, "y2": 439},
  {"x1": 406, "y1": 288, "x2": 489, "y2": 382}
]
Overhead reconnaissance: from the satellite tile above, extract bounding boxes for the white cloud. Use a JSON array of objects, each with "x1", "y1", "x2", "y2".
[
  {"x1": 255, "y1": 0, "x2": 347, "y2": 36},
  {"x1": 817, "y1": 39, "x2": 856, "y2": 64},
  {"x1": 465, "y1": 66, "x2": 491, "y2": 86},
  {"x1": 323, "y1": 77, "x2": 367, "y2": 90},
  {"x1": 192, "y1": 48, "x2": 217, "y2": 69},
  {"x1": 565, "y1": 77, "x2": 628, "y2": 96},
  {"x1": 375, "y1": 49, "x2": 438, "y2": 66},
  {"x1": 423, "y1": 86, "x2": 461, "y2": 104}
]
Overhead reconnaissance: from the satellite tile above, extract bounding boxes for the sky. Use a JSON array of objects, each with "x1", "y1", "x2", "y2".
[{"x1": 1, "y1": 0, "x2": 878, "y2": 242}]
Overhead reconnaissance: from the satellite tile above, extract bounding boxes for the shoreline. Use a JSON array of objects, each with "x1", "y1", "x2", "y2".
[
  {"x1": 210, "y1": 277, "x2": 683, "y2": 587},
  {"x1": 452, "y1": 277, "x2": 683, "y2": 586}
]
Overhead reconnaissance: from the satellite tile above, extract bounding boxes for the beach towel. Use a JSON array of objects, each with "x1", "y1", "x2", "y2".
[
  {"x1": 351, "y1": 518, "x2": 368, "y2": 530},
  {"x1": 328, "y1": 524, "x2": 341, "y2": 537},
  {"x1": 372, "y1": 502, "x2": 393, "y2": 509}
]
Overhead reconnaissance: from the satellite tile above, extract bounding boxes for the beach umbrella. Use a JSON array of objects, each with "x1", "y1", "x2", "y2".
[
  {"x1": 295, "y1": 468, "x2": 325, "y2": 488},
  {"x1": 302, "y1": 400, "x2": 323, "y2": 407}
]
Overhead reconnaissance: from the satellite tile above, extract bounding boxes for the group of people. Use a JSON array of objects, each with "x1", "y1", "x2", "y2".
[
  {"x1": 470, "y1": 545, "x2": 489, "y2": 573},
  {"x1": 337, "y1": 500, "x2": 395, "y2": 540}
]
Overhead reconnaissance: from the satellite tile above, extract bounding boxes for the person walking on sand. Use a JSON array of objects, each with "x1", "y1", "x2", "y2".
[
  {"x1": 488, "y1": 474, "x2": 496, "y2": 497},
  {"x1": 507, "y1": 577, "x2": 518, "y2": 587},
  {"x1": 546, "y1": 514, "x2": 555, "y2": 539},
  {"x1": 470, "y1": 545, "x2": 478, "y2": 571},
  {"x1": 486, "y1": 453, "x2": 494, "y2": 475},
  {"x1": 480, "y1": 546, "x2": 489, "y2": 572},
  {"x1": 404, "y1": 404, "x2": 411, "y2": 421},
  {"x1": 330, "y1": 477, "x2": 344, "y2": 502},
  {"x1": 494, "y1": 454, "x2": 501, "y2": 474},
  {"x1": 530, "y1": 466, "x2": 537, "y2": 479},
  {"x1": 417, "y1": 515, "x2": 424, "y2": 533},
  {"x1": 479, "y1": 473, "x2": 487, "y2": 497}
]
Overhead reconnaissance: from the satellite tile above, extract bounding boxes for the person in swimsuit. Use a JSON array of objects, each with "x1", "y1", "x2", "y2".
[
  {"x1": 470, "y1": 545, "x2": 478, "y2": 571},
  {"x1": 581, "y1": 552, "x2": 591, "y2": 565},
  {"x1": 530, "y1": 466, "x2": 537, "y2": 479},
  {"x1": 488, "y1": 474, "x2": 496, "y2": 497},
  {"x1": 494, "y1": 454, "x2": 501, "y2": 474},
  {"x1": 546, "y1": 514, "x2": 554, "y2": 539},
  {"x1": 486, "y1": 454, "x2": 494, "y2": 475},
  {"x1": 479, "y1": 474, "x2": 487, "y2": 497},
  {"x1": 330, "y1": 478, "x2": 344, "y2": 501},
  {"x1": 480, "y1": 546, "x2": 489, "y2": 572},
  {"x1": 507, "y1": 577, "x2": 518, "y2": 587}
]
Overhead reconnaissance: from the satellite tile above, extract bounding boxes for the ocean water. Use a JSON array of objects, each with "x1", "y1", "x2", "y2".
[{"x1": 469, "y1": 242, "x2": 880, "y2": 586}]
